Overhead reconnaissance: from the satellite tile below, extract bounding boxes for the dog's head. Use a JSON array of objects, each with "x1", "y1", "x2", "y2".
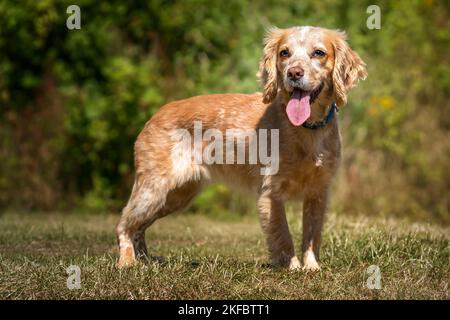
[{"x1": 258, "y1": 26, "x2": 367, "y2": 126}]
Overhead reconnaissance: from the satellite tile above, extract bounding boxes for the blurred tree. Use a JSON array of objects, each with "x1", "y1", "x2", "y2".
[{"x1": 0, "y1": 0, "x2": 448, "y2": 222}]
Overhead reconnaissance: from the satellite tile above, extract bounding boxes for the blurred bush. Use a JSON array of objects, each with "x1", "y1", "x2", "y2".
[{"x1": 0, "y1": 0, "x2": 448, "y2": 223}]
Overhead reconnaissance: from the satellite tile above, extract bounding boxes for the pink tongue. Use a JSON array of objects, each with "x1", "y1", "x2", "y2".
[{"x1": 286, "y1": 90, "x2": 311, "y2": 126}]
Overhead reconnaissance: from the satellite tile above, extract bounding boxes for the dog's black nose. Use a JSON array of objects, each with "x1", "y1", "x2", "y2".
[{"x1": 287, "y1": 67, "x2": 304, "y2": 80}]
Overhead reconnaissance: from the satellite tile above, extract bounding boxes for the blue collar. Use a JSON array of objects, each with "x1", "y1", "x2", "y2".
[{"x1": 302, "y1": 102, "x2": 337, "y2": 130}]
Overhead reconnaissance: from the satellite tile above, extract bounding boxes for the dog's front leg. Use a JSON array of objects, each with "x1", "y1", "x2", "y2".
[
  {"x1": 302, "y1": 191, "x2": 328, "y2": 271},
  {"x1": 257, "y1": 192, "x2": 301, "y2": 270}
]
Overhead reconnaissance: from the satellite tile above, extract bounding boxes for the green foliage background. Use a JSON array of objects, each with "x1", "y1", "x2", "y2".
[{"x1": 0, "y1": 0, "x2": 448, "y2": 223}]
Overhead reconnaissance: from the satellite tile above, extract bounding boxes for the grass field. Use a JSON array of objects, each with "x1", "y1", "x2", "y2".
[{"x1": 0, "y1": 211, "x2": 448, "y2": 299}]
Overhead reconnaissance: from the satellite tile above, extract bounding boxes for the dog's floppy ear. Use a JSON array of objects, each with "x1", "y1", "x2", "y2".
[
  {"x1": 331, "y1": 30, "x2": 367, "y2": 107},
  {"x1": 258, "y1": 27, "x2": 285, "y2": 104}
]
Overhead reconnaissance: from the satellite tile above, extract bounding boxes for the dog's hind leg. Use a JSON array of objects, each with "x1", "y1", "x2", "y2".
[
  {"x1": 116, "y1": 179, "x2": 163, "y2": 267},
  {"x1": 116, "y1": 178, "x2": 202, "y2": 268}
]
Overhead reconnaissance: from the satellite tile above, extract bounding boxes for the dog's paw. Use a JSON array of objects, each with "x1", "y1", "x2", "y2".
[
  {"x1": 303, "y1": 251, "x2": 321, "y2": 272},
  {"x1": 149, "y1": 255, "x2": 166, "y2": 264},
  {"x1": 117, "y1": 258, "x2": 137, "y2": 269},
  {"x1": 117, "y1": 248, "x2": 138, "y2": 268},
  {"x1": 302, "y1": 261, "x2": 321, "y2": 272},
  {"x1": 288, "y1": 256, "x2": 302, "y2": 270}
]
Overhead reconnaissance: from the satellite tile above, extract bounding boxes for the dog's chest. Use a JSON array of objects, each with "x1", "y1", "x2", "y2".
[{"x1": 276, "y1": 135, "x2": 340, "y2": 199}]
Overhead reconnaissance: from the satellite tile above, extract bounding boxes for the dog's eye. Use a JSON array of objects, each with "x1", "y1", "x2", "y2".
[
  {"x1": 279, "y1": 49, "x2": 290, "y2": 57},
  {"x1": 313, "y1": 50, "x2": 326, "y2": 57}
]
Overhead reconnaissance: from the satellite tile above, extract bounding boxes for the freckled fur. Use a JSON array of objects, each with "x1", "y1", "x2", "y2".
[{"x1": 116, "y1": 26, "x2": 367, "y2": 270}]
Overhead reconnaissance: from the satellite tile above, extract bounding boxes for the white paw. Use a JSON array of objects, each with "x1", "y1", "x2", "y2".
[
  {"x1": 302, "y1": 260, "x2": 321, "y2": 272},
  {"x1": 303, "y1": 251, "x2": 321, "y2": 272},
  {"x1": 289, "y1": 256, "x2": 302, "y2": 270}
]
